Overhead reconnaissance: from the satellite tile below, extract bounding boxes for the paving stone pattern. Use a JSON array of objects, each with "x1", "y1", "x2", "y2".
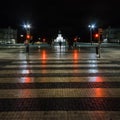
[{"x1": 0, "y1": 47, "x2": 119, "y2": 120}]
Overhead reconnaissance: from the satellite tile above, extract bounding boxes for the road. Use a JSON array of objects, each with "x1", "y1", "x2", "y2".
[{"x1": 0, "y1": 44, "x2": 119, "y2": 120}]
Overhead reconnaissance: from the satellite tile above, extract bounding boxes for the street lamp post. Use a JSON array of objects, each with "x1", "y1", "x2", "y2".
[
  {"x1": 88, "y1": 24, "x2": 95, "y2": 45},
  {"x1": 23, "y1": 24, "x2": 31, "y2": 53}
]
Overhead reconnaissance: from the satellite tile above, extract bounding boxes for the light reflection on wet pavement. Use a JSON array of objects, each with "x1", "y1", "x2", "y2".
[{"x1": 0, "y1": 46, "x2": 119, "y2": 120}]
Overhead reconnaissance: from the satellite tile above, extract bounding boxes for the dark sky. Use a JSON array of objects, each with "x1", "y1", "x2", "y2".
[{"x1": 0, "y1": 0, "x2": 120, "y2": 40}]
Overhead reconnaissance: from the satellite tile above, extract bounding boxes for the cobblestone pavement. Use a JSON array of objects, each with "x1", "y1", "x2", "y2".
[{"x1": 0, "y1": 46, "x2": 119, "y2": 120}]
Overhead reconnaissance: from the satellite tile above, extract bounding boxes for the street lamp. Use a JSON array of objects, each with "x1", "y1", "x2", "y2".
[
  {"x1": 24, "y1": 24, "x2": 31, "y2": 40},
  {"x1": 23, "y1": 23, "x2": 31, "y2": 53},
  {"x1": 88, "y1": 24, "x2": 95, "y2": 45}
]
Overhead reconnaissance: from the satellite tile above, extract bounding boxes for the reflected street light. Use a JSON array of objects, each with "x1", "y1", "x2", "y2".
[{"x1": 88, "y1": 24, "x2": 95, "y2": 45}]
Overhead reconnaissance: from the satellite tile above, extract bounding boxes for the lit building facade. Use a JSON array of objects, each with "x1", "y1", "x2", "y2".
[
  {"x1": 0, "y1": 27, "x2": 17, "y2": 44},
  {"x1": 103, "y1": 27, "x2": 120, "y2": 43},
  {"x1": 53, "y1": 31, "x2": 67, "y2": 46}
]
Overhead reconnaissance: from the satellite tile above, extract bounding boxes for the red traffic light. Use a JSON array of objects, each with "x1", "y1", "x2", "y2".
[
  {"x1": 43, "y1": 38, "x2": 46, "y2": 42},
  {"x1": 26, "y1": 35, "x2": 30, "y2": 39},
  {"x1": 95, "y1": 33, "x2": 99, "y2": 38},
  {"x1": 74, "y1": 37, "x2": 77, "y2": 41}
]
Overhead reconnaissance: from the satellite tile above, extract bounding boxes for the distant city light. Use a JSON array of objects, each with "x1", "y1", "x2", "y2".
[{"x1": 20, "y1": 34, "x2": 24, "y2": 37}]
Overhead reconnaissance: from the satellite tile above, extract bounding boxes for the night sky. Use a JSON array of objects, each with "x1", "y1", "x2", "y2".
[{"x1": 0, "y1": 0, "x2": 120, "y2": 41}]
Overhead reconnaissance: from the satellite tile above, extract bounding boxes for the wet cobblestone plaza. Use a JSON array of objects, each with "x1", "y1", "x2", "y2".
[{"x1": 0, "y1": 45, "x2": 120, "y2": 120}]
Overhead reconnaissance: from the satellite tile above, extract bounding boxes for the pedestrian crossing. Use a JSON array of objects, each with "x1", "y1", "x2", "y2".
[{"x1": 0, "y1": 58, "x2": 120, "y2": 120}]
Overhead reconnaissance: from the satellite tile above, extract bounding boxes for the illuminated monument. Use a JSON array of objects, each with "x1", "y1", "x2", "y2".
[{"x1": 53, "y1": 30, "x2": 67, "y2": 46}]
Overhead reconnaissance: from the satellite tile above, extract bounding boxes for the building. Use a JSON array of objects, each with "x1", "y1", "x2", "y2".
[
  {"x1": 53, "y1": 30, "x2": 67, "y2": 46},
  {"x1": 0, "y1": 27, "x2": 17, "y2": 44},
  {"x1": 103, "y1": 27, "x2": 120, "y2": 43}
]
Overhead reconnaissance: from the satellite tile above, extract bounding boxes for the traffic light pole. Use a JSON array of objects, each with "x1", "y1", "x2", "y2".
[
  {"x1": 97, "y1": 33, "x2": 102, "y2": 58},
  {"x1": 90, "y1": 28, "x2": 93, "y2": 45},
  {"x1": 96, "y1": 28, "x2": 103, "y2": 58},
  {"x1": 23, "y1": 24, "x2": 31, "y2": 53}
]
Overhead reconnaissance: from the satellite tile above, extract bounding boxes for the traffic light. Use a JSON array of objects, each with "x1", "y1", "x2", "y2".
[
  {"x1": 95, "y1": 33, "x2": 99, "y2": 38},
  {"x1": 26, "y1": 34, "x2": 30, "y2": 39},
  {"x1": 74, "y1": 38, "x2": 77, "y2": 41},
  {"x1": 43, "y1": 38, "x2": 46, "y2": 42}
]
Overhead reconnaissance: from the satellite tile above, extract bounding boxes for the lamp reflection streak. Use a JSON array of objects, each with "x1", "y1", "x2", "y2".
[
  {"x1": 41, "y1": 50, "x2": 47, "y2": 74},
  {"x1": 20, "y1": 60, "x2": 33, "y2": 83},
  {"x1": 73, "y1": 50, "x2": 79, "y2": 73}
]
